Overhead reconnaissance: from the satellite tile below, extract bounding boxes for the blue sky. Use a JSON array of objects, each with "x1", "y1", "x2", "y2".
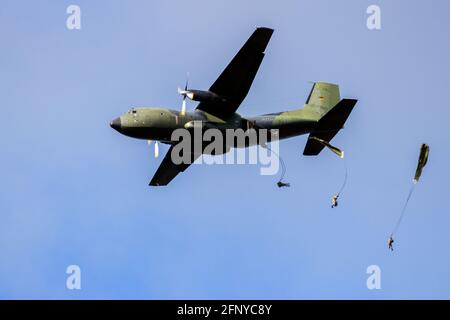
[{"x1": 1, "y1": 0, "x2": 450, "y2": 299}]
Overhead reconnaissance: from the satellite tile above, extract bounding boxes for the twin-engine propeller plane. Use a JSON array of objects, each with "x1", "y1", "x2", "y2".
[{"x1": 110, "y1": 27, "x2": 358, "y2": 186}]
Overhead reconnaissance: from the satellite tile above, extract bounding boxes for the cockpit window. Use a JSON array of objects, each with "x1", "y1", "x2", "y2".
[{"x1": 128, "y1": 108, "x2": 137, "y2": 115}]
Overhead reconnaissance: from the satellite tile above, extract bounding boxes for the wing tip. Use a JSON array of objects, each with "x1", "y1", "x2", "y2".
[
  {"x1": 256, "y1": 26, "x2": 274, "y2": 33},
  {"x1": 251, "y1": 27, "x2": 274, "y2": 51},
  {"x1": 149, "y1": 183, "x2": 165, "y2": 187},
  {"x1": 303, "y1": 152, "x2": 319, "y2": 156},
  {"x1": 149, "y1": 179, "x2": 164, "y2": 187}
]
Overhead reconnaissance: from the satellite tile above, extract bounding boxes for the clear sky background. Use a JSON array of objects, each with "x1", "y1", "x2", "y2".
[{"x1": 1, "y1": 0, "x2": 450, "y2": 299}]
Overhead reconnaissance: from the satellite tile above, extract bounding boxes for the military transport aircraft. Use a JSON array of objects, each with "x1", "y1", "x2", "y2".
[{"x1": 110, "y1": 27, "x2": 358, "y2": 186}]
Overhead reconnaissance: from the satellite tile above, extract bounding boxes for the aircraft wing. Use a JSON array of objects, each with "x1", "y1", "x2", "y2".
[
  {"x1": 196, "y1": 27, "x2": 273, "y2": 119},
  {"x1": 149, "y1": 146, "x2": 201, "y2": 186}
]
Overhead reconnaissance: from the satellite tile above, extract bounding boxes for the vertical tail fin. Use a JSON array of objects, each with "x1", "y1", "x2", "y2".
[{"x1": 304, "y1": 82, "x2": 341, "y2": 117}]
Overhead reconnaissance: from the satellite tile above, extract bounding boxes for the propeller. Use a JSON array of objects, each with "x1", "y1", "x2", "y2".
[
  {"x1": 147, "y1": 140, "x2": 159, "y2": 158},
  {"x1": 177, "y1": 73, "x2": 190, "y2": 116}
]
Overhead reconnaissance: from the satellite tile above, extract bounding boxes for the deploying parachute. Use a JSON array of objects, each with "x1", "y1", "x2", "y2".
[
  {"x1": 308, "y1": 137, "x2": 344, "y2": 159},
  {"x1": 389, "y1": 143, "x2": 430, "y2": 250},
  {"x1": 414, "y1": 143, "x2": 429, "y2": 184}
]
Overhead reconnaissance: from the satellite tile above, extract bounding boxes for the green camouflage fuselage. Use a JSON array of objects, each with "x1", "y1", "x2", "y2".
[{"x1": 110, "y1": 105, "x2": 321, "y2": 148}]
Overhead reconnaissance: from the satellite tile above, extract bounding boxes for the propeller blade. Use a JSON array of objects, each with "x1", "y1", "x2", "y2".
[
  {"x1": 185, "y1": 72, "x2": 189, "y2": 91},
  {"x1": 181, "y1": 99, "x2": 186, "y2": 116},
  {"x1": 154, "y1": 141, "x2": 159, "y2": 158}
]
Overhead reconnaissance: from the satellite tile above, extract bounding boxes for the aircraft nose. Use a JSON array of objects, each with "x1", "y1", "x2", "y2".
[{"x1": 110, "y1": 117, "x2": 121, "y2": 131}]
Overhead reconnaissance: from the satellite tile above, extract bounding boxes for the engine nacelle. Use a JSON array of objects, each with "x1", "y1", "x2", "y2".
[{"x1": 183, "y1": 90, "x2": 226, "y2": 103}]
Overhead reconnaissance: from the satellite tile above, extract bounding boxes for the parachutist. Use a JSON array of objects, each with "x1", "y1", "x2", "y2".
[
  {"x1": 277, "y1": 181, "x2": 290, "y2": 188},
  {"x1": 331, "y1": 194, "x2": 339, "y2": 208},
  {"x1": 264, "y1": 144, "x2": 289, "y2": 188},
  {"x1": 388, "y1": 236, "x2": 394, "y2": 251}
]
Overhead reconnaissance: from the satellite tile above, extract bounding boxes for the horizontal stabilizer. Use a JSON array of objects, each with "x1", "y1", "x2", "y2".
[{"x1": 303, "y1": 98, "x2": 357, "y2": 156}]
